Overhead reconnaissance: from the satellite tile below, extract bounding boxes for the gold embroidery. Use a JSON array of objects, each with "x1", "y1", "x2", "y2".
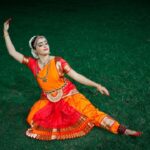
[
  {"x1": 55, "y1": 57, "x2": 71, "y2": 76},
  {"x1": 43, "y1": 78, "x2": 67, "y2": 102},
  {"x1": 26, "y1": 116, "x2": 94, "y2": 140},
  {"x1": 100, "y1": 116, "x2": 115, "y2": 130},
  {"x1": 56, "y1": 61, "x2": 64, "y2": 77},
  {"x1": 46, "y1": 89, "x2": 63, "y2": 102},
  {"x1": 62, "y1": 89, "x2": 79, "y2": 98},
  {"x1": 64, "y1": 64, "x2": 71, "y2": 73}
]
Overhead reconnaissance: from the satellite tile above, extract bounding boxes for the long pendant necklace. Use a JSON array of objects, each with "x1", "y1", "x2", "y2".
[{"x1": 36, "y1": 57, "x2": 51, "y2": 82}]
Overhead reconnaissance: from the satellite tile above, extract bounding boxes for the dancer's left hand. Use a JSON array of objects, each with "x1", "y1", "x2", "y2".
[{"x1": 96, "y1": 84, "x2": 110, "y2": 96}]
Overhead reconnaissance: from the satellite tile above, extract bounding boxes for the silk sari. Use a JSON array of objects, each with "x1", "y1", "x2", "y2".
[{"x1": 23, "y1": 56, "x2": 120, "y2": 140}]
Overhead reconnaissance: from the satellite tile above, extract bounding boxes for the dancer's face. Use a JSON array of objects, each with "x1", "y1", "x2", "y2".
[{"x1": 35, "y1": 37, "x2": 50, "y2": 56}]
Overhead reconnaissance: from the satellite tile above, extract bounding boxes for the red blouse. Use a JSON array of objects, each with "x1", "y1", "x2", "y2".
[
  {"x1": 22, "y1": 56, "x2": 77, "y2": 99},
  {"x1": 23, "y1": 56, "x2": 72, "y2": 77}
]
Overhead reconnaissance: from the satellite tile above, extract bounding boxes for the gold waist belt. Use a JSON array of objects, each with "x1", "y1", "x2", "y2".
[{"x1": 43, "y1": 79, "x2": 67, "y2": 103}]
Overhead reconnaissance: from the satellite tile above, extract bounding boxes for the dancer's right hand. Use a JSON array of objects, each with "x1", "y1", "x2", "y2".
[{"x1": 4, "y1": 18, "x2": 11, "y2": 31}]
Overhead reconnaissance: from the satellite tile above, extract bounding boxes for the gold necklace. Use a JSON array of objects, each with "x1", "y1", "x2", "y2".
[
  {"x1": 36, "y1": 59, "x2": 51, "y2": 82},
  {"x1": 38, "y1": 56, "x2": 50, "y2": 68}
]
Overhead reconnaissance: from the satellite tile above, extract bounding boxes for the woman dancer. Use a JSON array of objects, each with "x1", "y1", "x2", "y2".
[{"x1": 3, "y1": 19, "x2": 141, "y2": 140}]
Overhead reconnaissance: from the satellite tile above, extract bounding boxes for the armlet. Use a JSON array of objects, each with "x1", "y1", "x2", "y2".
[
  {"x1": 22, "y1": 56, "x2": 29, "y2": 65},
  {"x1": 55, "y1": 56, "x2": 72, "y2": 76},
  {"x1": 64, "y1": 64, "x2": 71, "y2": 73}
]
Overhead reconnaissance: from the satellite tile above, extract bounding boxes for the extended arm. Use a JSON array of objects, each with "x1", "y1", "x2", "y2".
[
  {"x1": 67, "y1": 69, "x2": 110, "y2": 96},
  {"x1": 3, "y1": 19, "x2": 24, "y2": 63}
]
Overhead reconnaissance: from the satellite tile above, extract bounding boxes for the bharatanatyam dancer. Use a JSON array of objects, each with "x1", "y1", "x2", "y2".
[{"x1": 3, "y1": 19, "x2": 142, "y2": 140}]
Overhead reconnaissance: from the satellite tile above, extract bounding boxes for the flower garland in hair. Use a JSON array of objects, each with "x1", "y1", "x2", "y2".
[{"x1": 29, "y1": 36, "x2": 39, "y2": 59}]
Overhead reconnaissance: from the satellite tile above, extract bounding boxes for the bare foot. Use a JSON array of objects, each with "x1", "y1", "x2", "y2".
[{"x1": 125, "y1": 129, "x2": 142, "y2": 137}]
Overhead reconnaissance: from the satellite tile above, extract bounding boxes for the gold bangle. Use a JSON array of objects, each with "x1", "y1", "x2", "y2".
[{"x1": 22, "y1": 56, "x2": 29, "y2": 65}]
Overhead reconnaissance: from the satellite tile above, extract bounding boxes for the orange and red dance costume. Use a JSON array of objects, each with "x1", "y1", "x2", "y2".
[{"x1": 22, "y1": 56, "x2": 126, "y2": 140}]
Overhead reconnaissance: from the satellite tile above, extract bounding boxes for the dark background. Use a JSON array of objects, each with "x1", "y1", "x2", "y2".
[{"x1": 0, "y1": 0, "x2": 150, "y2": 149}]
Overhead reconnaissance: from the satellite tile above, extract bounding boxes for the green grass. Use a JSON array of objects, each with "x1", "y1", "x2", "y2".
[{"x1": 0, "y1": 0, "x2": 150, "y2": 149}]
